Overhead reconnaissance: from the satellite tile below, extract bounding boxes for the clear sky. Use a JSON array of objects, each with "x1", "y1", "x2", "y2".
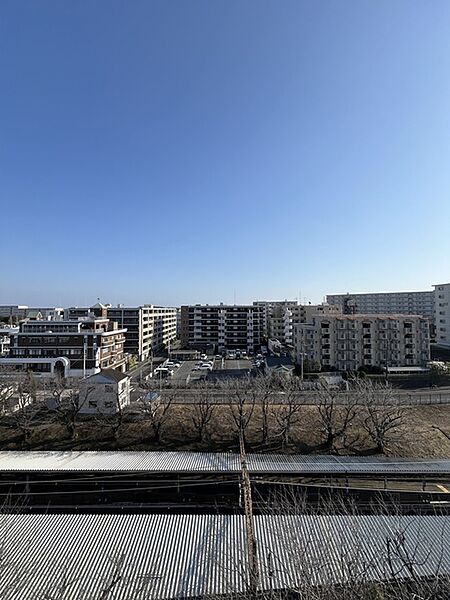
[{"x1": 1, "y1": 1, "x2": 450, "y2": 307}]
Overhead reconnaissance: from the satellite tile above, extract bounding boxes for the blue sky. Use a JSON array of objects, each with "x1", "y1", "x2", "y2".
[{"x1": 1, "y1": 1, "x2": 450, "y2": 307}]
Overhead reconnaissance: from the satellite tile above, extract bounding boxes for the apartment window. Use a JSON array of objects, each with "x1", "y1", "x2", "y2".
[{"x1": 88, "y1": 401, "x2": 98, "y2": 408}]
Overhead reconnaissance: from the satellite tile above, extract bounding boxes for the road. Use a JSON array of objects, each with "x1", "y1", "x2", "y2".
[{"x1": 139, "y1": 387, "x2": 450, "y2": 406}]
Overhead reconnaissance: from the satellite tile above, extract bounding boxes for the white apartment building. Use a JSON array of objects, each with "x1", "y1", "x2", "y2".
[
  {"x1": 253, "y1": 300, "x2": 298, "y2": 337},
  {"x1": 66, "y1": 304, "x2": 178, "y2": 361},
  {"x1": 434, "y1": 283, "x2": 450, "y2": 347},
  {"x1": 326, "y1": 291, "x2": 435, "y2": 321},
  {"x1": 0, "y1": 326, "x2": 19, "y2": 356},
  {"x1": 293, "y1": 314, "x2": 430, "y2": 372}
]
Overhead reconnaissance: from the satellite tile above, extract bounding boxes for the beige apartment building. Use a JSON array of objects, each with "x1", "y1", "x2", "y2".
[
  {"x1": 434, "y1": 283, "x2": 450, "y2": 348},
  {"x1": 259, "y1": 301, "x2": 341, "y2": 346},
  {"x1": 293, "y1": 314, "x2": 430, "y2": 371}
]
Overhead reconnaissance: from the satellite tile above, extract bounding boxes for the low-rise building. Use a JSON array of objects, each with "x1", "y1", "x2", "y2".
[
  {"x1": 0, "y1": 317, "x2": 127, "y2": 377},
  {"x1": 293, "y1": 314, "x2": 430, "y2": 372},
  {"x1": 434, "y1": 283, "x2": 450, "y2": 348},
  {"x1": 264, "y1": 356, "x2": 295, "y2": 378},
  {"x1": 79, "y1": 369, "x2": 130, "y2": 414},
  {"x1": 180, "y1": 304, "x2": 264, "y2": 352}
]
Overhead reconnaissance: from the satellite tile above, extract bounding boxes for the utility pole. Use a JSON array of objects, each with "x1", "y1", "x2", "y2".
[
  {"x1": 300, "y1": 327, "x2": 304, "y2": 381},
  {"x1": 239, "y1": 429, "x2": 259, "y2": 594}
]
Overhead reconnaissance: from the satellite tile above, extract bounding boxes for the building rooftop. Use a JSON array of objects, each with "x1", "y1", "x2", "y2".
[
  {"x1": 0, "y1": 451, "x2": 448, "y2": 475},
  {"x1": 0, "y1": 513, "x2": 449, "y2": 598},
  {"x1": 85, "y1": 369, "x2": 129, "y2": 384}
]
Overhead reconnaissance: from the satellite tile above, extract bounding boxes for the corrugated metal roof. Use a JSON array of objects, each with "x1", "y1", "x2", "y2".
[
  {"x1": 0, "y1": 451, "x2": 449, "y2": 475},
  {"x1": 0, "y1": 513, "x2": 449, "y2": 598}
]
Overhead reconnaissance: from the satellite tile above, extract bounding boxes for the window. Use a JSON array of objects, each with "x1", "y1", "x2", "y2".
[
  {"x1": 88, "y1": 400, "x2": 98, "y2": 408},
  {"x1": 104, "y1": 401, "x2": 114, "y2": 409}
]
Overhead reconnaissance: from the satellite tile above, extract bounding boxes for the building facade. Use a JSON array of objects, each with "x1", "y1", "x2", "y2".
[
  {"x1": 293, "y1": 314, "x2": 430, "y2": 372},
  {"x1": 180, "y1": 304, "x2": 265, "y2": 352},
  {"x1": 267, "y1": 303, "x2": 341, "y2": 346},
  {"x1": 79, "y1": 369, "x2": 130, "y2": 414},
  {"x1": 326, "y1": 291, "x2": 435, "y2": 321},
  {"x1": 0, "y1": 326, "x2": 19, "y2": 356},
  {"x1": 0, "y1": 317, "x2": 127, "y2": 377},
  {"x1": 0, "y1": 306, "x2": 63, "y2": 323},
  {"x1": 434, "y1": 283, "x2": 450, "y2": 347},
  {"x1": 66, "y1": 303, "x2": 178, "y2": 361}
]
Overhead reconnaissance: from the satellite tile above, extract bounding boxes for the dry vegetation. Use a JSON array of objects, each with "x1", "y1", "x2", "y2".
[{"x1": 0, "y1": 373, "x2": 449, "y2": 457}]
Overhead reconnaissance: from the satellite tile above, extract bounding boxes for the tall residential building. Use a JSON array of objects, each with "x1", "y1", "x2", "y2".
[
  {"x1": 326, "y1": 291, "x2": 435, "y2": 321},
  {"x1": 253, "y1": 300, "x2": 298, "y2": 338},
  {"x1": 254, "y1": 301, "x2": 342, "y2": 345},
  {"x1": 65, "y1": 303, "x2": 177, "y2": 361},
  {"x1": 180, "y1": 304, "x2": 265, "y2": 352},
  {"x1": 270, "y1": 303, "x2": 342, "y2": 346},
  {"x1": 434, "y1": 283, "x2": 450, "y2": 347},
  {"x1": 0, "y1": 317, "x2": 127, "y2": 377},
  {"x1": 293, "y1": 314, "x2": 430, "y2": 371}
]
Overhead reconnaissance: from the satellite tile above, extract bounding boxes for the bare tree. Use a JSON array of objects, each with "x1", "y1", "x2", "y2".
[
  {"x1": 139, "y1": 380, "x2": 177, "y2": 443},
  {"x1": 358, "y1": 380, "x2": 406, "y2": 454},
  {"x1": 48, "y1": 377, "x2": 82, "y2": 439},
  {"x1": 316, "y1": 382, "x2": 359, "y2": 452},
  {"x1": 191, "y1": 381, "x2": 216, "y2": 443},
  {"x1": 93, "y1": 387, "x2": 126, "y2": 442},
  {"x1": 223, "y1": 377, "x2": 257, "y2": 446},
  {"x1": 9, "y1": 372, "x2": 41, "y2": 447},
  {"x1": 254, "y1": 374, "x2": 273, "y2": 445},
  {"x1": 259, "y1": 488, "x2": 450, "y2": 600},
  {"x1": 0, "y1": 368, "x2": 18, "y2": 417},
  {"x1": 273, "y1": 377, "x2": 304, "y2": 449}
]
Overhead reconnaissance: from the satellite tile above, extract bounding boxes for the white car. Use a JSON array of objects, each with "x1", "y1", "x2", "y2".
[{"x1": 199, "y1": 363, "x2": 213, "y2": 371}]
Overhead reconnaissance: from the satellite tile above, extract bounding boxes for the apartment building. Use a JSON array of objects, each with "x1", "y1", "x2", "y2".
[
  {"x1": 0, "y1": 305, "x2": 29, "y2": 323},
  {"x1": 0, "y1": 326, "x2": 19, "y2": 356},
  {"x1": 255, "y1": 301, "x2": 341, "y2": 346},
  {"x1": 253, "y1": 301, "x2": 298, "y2": 338},
  {"x1": 180, "y1": 304, "x2": 265, "y2": 352},
  {"x1": 66, "y1": 303, "x2": 178, "y2": 361},
  {"x1": 326, "y1": 291, "x2": 435, "y2": 321},
  {"x1": 0, "y1": 317, "x2": 127, "y2": 377},
  {"x1": 293, "y1": 314, "x2": 430, "y2": 372},
  {"x1": 0, "y1": 306, "x2": 63, "y2": 323},
  {"x1": 434, "y1": 283, "x2": 450, "y2": 347},
  {"x1": 271, "y1": 303, "x2": 342, "y2": 346}
]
